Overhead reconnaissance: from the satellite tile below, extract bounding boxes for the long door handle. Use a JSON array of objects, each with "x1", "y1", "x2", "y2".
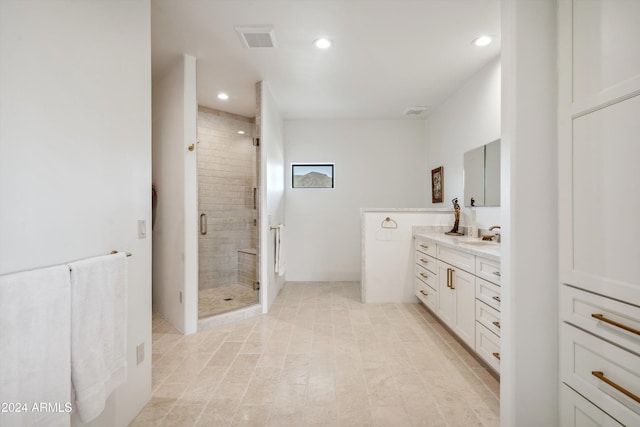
[
  {"x1": 200, "y1": 213, "x2": 207, "y2": 235},
  {"x1": 253, "y1": 187, "x2": 257, "y2": 209}
]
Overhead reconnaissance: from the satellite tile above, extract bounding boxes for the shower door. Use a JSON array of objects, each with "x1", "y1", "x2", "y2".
[{"x1": 196, "y1": 107, "x2": 259, "y2": 318}]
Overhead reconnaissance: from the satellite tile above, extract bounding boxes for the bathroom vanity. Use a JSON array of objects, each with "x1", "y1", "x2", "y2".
[{"x1": 414, "y1": 232, "x2": 501, "y2": 374}]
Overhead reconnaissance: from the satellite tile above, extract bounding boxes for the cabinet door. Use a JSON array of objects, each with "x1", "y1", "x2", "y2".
[
  {"x1": 451, "y1": 268, "x2": 476, "y2": 348},
  {"x1": 561, "y1": 384, "x2": 624, "y2": 427},
  {"x1": 476, "y1": 324, "x2": 500, "y2": 373},
  {"x1": 559, "y1": 0, "x2": 640, "y2": 306},
  {"x1": 561, "y1": 324, "x2": 640, "y2": 427},
  {"x1": 437, "y1": 261, "x2": 454, "y2": 326},
  {"x1": 437, "y1": 260, "x2": 476, "y2": 349}
]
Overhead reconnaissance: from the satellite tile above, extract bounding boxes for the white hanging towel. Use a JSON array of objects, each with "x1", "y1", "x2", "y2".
[
  {"x1": 0, "y1": 265, "x2": 71, "y2": 427},
  {"x1": 274, "y1": 224, "x2": 286, "y2": 277},
  {"x1": 69, "y1": 253, "x2": 127, "y2": 422}
]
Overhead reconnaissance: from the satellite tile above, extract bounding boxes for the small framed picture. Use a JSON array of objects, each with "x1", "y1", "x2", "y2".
[
  {"x1": 431, "y1": 166, "x2": 443, "y2": 203},
  {"x1": 292, "y1": 163, "x2": 334, "y2": 188}
]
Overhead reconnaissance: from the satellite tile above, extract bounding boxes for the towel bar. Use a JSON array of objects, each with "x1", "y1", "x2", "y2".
[{"x1": 110, "y1": 251, "x2": 132, "y2": 257}]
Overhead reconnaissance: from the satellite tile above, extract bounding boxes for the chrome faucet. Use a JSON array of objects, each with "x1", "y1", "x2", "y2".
[{"x1": 489, "y1": 225, "x2": 501, "y2": 243}]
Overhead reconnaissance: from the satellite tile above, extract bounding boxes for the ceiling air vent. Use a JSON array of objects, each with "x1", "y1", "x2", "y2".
[
  {"x1": 236, "y1": 26, "x2": 277, "y2": 49},
  {"x1": 403, "y1": 106, "x2": 429, "y2": 116}
]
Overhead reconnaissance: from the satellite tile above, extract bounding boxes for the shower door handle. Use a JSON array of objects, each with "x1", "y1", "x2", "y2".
[
  {"x1": 253, "y1": 187, "x2": 257, "y2": 209},
  {"x1": 200, "y1": 213, "x2": 207, "y2": 235}
]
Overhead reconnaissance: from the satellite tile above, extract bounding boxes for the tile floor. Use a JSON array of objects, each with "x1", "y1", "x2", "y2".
[
  {"x1": 130, "y1": 282, "x2": 499, "y2": 427},
  {"x1": 199, "y1": 285, "x2": 260, "y2": 319}
]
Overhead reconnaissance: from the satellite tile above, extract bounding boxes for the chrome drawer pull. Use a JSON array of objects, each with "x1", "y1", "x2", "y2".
[
  {"x1": 492, "y1": 271, "x2": 501, "y2": 277},
  {"x1": 419, "y1": 290, "x2": 429, "y2": 297},
  {"x1": 492, "y1": 321, "x2": 501, "y2": 328},
  {"x1": 592, "y1": 371, "x2": 640, "y2": 404},
  {"x1": 492, "y1": 296, "x2": 501, "y2": 303},
  {"x1": 591, "y1": 313, "x2": 640, "y2": 336},
  {"x1": 492, "y1": 352, "x2": 501, "y2": 360}
]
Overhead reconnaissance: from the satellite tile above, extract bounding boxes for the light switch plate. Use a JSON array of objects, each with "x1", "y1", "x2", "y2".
[
  {"x1": 138, "y1": 220, "x2": 146, "y2": 239},
  {"x1": 136, "y1": 343, "x2": 144, "y2": 365}
]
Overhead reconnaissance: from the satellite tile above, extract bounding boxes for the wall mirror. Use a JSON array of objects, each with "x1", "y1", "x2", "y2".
[{"x1": 463, "y1": 139, "x2": 500, "y2": 207}]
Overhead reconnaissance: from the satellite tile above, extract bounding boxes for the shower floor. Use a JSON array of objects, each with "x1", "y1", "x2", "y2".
[{"x1": 198, "y1": 284, "x2": 259, "y2": 319}]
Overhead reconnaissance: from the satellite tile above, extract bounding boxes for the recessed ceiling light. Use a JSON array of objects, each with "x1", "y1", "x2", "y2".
[
  {"x1": 472, "y1": 36, "x2": 493, "y2": 47},
  {"x1": 237, "y1": 130, "x2": 245, "y2": 135},
  {"x1": 217, "y1": 92, "x2": 229, "y2": 100},
  {"x1": 314, "y1": 38, "x2": 332, "y2": 49}
]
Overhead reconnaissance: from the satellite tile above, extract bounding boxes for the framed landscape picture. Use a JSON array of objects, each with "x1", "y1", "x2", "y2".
[
  {"x1": 431, "y1": 166, "x2": 443, "y2": 203},
  {"x1": 292, "y1": 164, "x2": 334, "y2": 188}
]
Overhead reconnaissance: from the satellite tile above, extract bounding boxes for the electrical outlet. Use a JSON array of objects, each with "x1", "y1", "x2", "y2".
[{"x1": 136, "y1": 343, "x2": 144, "y2": 365}]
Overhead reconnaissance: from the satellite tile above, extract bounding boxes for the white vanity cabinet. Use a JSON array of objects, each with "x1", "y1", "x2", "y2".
[
  {"x1": 414, "y1": 239, "x2": 437, "y2": 312},
  {"x1": 435, "y1": 249, "x2": 476, "y2": 349},
  {"x1": 414, "y1": 235, "x2": 500, "y2": 373},
  {"x1": 474, "y1": 256, "x2": 501, "y2": 372},
  {"x1": 558, "y1": 1, "x2": 640, "y2": 424}
]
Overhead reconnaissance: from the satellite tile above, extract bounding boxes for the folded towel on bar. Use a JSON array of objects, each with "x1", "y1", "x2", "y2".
[
  {"x1": 274, "y1": 224, "x2": 286, "y2": 277},
  {"x1": 0, "y1": 265, "x2": 72, "y2": 427},
  {"x1": 69, "y1": 253, "x2": 127, "y2": 423}
]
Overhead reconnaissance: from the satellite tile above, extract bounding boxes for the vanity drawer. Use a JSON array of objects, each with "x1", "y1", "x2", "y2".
[
  {"x1": 415, "y1": 238, "x2": 436, "y2": 257},
  {"x1": 561, "y1": 324, "x2": 640, "y2": 427},
  {"x1": 476, "y1": 277, "x2": 501, "y2": 311},
  {"x1": 561, "y1": 384, "x2": 624, "y2": 427},
  {"x1": 415, "y1": 264, "x2": 436, "y2": 289},
  {"x1": 560, "y1": 285, "x2": 640, "y2": 356},
  {"x1": 415, "y1": 279, "x2": 437, "y2": 312},
  {"x1": 475, "y1": 323, "x2": 500, "y2": 373},
  {"x1": 476, "y1": 301, "x2": 501, "y2": 337},
  {"x1": 476, "y1": 256, "x2": 501, "y2": 285},
  {"x1": 415, "y1": 252, "x2": 437, "y2": 274},
  {"x1": 437, "y1": 244, "x2": 475, "y2": 273}
]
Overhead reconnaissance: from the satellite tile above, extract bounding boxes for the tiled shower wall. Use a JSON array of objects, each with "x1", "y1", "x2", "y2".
[{"x1": 197, "y1": 107, "x2": 257, "y2": 289}]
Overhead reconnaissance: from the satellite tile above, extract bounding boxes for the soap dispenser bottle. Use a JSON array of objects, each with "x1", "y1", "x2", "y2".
[{"x1": 468, "y1": 208, "x2": 477, "y2": 238}]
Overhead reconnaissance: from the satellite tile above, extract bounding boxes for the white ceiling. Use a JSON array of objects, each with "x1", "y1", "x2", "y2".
[{"x1": 151, "y1": 0, "x2": 501, "y2": 120}]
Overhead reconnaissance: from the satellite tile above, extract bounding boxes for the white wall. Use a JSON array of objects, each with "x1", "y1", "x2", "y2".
[
  {"x1": 500, "y1": 0, "x2": 558, "y2": 425},
  {"x1": 258, "y1": 82, "x2": 286, "y2": 310},
  {"x1": 152, "y1": 55, "x2": 198, "y2": 335},
  {"x1": 425, "y1": 56, "x2": 501, "y2": 229},
  {"x1": 284, "y1": 120, "x2": 427, "y2": 281},
  {"x1": 0, "y1": 1, "x2": 152, "y2": 426},
  {"x1": 361, "y1": 210, "x2": 453, "y2": 304}
]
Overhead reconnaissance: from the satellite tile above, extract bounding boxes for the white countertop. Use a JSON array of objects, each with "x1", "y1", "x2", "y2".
[
  {"x1": 414, "y1": 231, "x2": 501, "y2": 262},
  {"x1": 361, "y1": 207, "x2": 453, "y2": 213}
]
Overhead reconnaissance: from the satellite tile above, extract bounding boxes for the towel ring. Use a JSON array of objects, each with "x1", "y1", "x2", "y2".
[{"x1": 381, "y1": 217, "x2": 398, "y2": 229}]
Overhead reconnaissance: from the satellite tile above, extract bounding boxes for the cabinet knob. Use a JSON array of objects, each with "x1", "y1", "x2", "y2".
[
  {"x1": 420, "y1": 244, "x2": 429, "y2": 249},
  {"x1": 492, "y1": 352, "x2": 501, "y2": 360},
  {"x1": 492, "y1": 296, "x2": 501, "y2": 303},
  {"x1": 420, "y1": 273, "x2": 429, "y2": 279},
  {"x1": 492, "y1": 321, "x2": 501, "y2": 329},
  {"x1": 493, "y1": 271, "x2": 501, "y2": 277},
  {"x1": 420, "y1": 258, "x2": 429, "y2": 264},
  {"x1": 420, "y1": 290, "x2": 429, "y2": 297}
]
